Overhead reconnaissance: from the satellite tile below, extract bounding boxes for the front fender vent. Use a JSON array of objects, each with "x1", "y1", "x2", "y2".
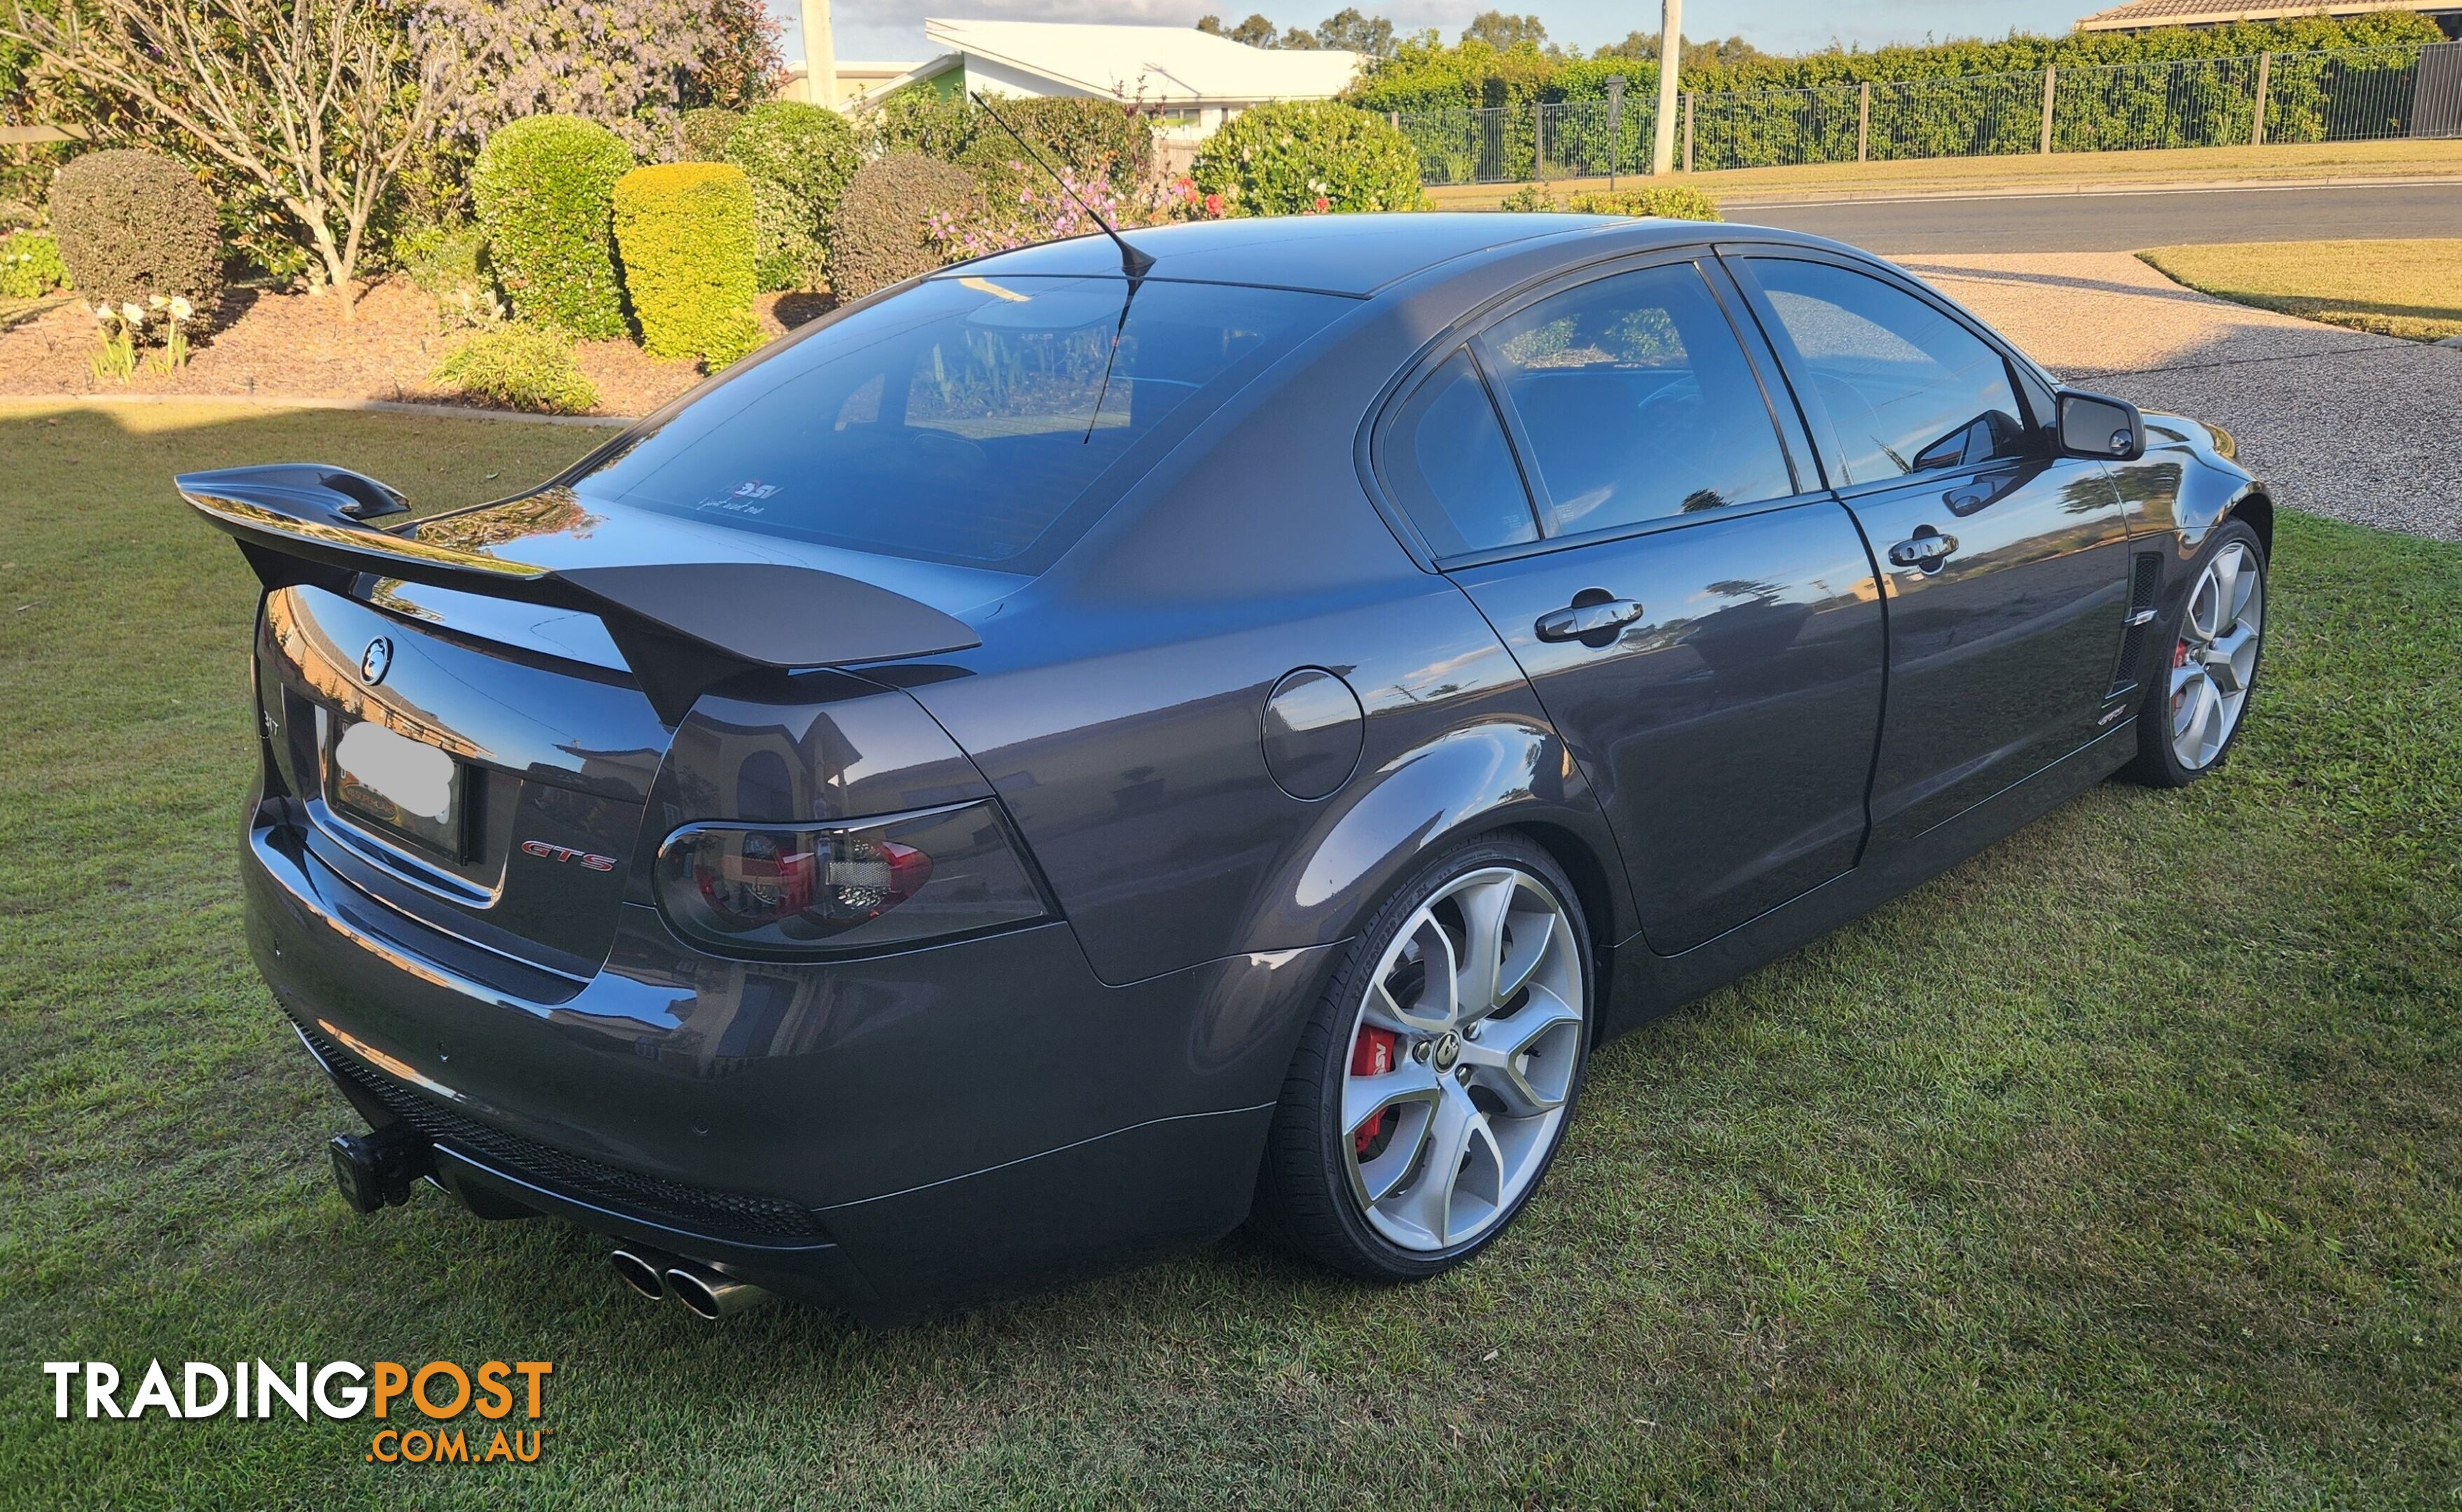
[{"x1": 2108, "y1": 550, "x2": 2165, "y2": 702}]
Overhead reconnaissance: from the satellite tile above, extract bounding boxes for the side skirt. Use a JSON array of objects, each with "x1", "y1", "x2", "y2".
[{"x1": 1598, "y1": 721, "x2": 2138, "y2": 1040}]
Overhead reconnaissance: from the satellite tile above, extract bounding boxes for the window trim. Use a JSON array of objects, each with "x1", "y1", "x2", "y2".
[
  {"x1": 1368, "y1": 342, "x2": 1547, "y2": 562},
  {"x1": 1718, "y1": 247, "x2": 2059, "y2": 500},
  {"x1": 1363, "y1": 248, "x2": 1828, "y2": 571}
]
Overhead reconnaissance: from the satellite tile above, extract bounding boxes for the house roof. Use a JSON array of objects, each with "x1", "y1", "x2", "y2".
[
  {"x1": 919, "y1": 19, "x2": 1363, "y2": 104},
  {"x1": 2076, "y1": 0, "x2": 2457, "y2": 30}
]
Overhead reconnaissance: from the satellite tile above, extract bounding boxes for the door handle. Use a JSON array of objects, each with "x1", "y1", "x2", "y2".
[
  {"x1": 1886, "y1": 529, "x2": 1959, "y2": 570},
  {"x1": 1536, "y1": 595, "x2": 1646, "y2": 644}
]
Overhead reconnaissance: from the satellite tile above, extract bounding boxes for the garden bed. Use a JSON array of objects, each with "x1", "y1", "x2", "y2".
[{"x1": 0, "y1": 281, "x2": 829, "y2": 419}]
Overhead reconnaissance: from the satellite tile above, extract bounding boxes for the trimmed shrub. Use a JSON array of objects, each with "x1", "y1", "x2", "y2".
[
  {"x1": 1501, "y1": 183, "x2": 1725, "y2": 221},
  {"x1": 723, "y1": 100, "x2": 864, "y2": 291},
  {"x1": 471, "y1": 115, "x2": 634, "y2": 338},
  {"x1": 829, "y1": 153, "x2": 986, "y2": 301},
  {"x1": 391, "y1": 221, "x2": 503, "y2": 328},
  {"x1": 612, "y1": 162, "x2": 763, "y2": 366},
  {"x1": 48, "y1": 150, "x2": 222, "y2": 319},
  {"x1": 957, "y1": 96, "x2": 1155, "y2": 200},
  {"x1": 1190, "y1": 102, "x2": 1420, "y2": 216},
  {"x1": 429, "y1": 326, "x2": 600, "y2": 414},
  {"x1": 682, "y1": 106, "x2": 745, "y2": 160},
  {"x1": 0, "y1": 230, "x2": 69, "y2": 298},
  {"x1": 1563, "y1": 186, "x2": 1723, "y2": 221},
  {"x1": 865, "y1": 86, "x2": 976, "y2": 162}
]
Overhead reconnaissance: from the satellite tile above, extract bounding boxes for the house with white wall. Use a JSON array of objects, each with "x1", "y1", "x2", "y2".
[{"x1": 854, "y1": 19, "x2": 1365, "y2": 152}]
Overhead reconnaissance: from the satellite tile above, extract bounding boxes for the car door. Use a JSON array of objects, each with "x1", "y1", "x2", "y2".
[
  {"x1": 1372, "y1": 255, "x2": 1887, "y2": 955},
  {"x1": 1726, "y1": 251, "x2": 2133, "y2": 855}
]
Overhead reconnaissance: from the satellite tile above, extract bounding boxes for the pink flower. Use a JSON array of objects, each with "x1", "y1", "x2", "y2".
[
  {"x1": 1313, "y1": 196, "x2": 1330, "y2": 214},
  {"x1": 1204, "y1": 192, "x2": 1225, "y2": 217}
]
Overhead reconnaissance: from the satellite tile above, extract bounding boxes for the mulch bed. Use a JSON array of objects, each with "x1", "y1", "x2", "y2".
[{"x1": 0, "y1": 281, "x2": 830, "y2": 419}]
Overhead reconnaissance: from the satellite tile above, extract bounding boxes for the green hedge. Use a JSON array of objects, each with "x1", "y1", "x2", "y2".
[
  {"x1": 429, "y1": 326, "x2": 600, "y2": 414},
  {"x1": 956, "y1": 95, "x2": 1156, "y2": 199},
  {"x1": 829, "y1": 153, "x2": 985, "y2": 301},
  {"x1": 471, "y1": 115, "x2": 634, "y2": 339},
  {"x1": 724, "y1": 100, "x2": 864, "y2": 292},
  {"x1": 1191, "y1": 102, "x2": 1421, "y2": 216},
  {"x1": 0, "y1": 230, "x2": 69, "y2": 298},
  {"x1": 682, "y1": 106, "x2": 745, "y2": 160},
  {"x1": 611, "y1": 162, "x2": 762, "y2": 367},
  {"x1": 48, "y1": 149, "x2": 221, "y2": 318},
  {"x1": 1362, "y1": 12, "x2": 2448, "y2": 179},
  {"x1": 866, "y1": 90, "x2": 1157, "y2": 199},
  {"x1": 1354, "y1": 12, "x2": 2448, "y2": 113}
]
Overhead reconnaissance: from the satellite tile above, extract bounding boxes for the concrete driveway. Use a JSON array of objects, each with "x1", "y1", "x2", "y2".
[{"x1": 1898, "y1": 251, "x2": 2462, "y2": 541}]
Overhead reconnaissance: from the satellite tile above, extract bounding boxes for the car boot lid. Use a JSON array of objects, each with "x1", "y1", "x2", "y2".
[{"x1": 179, "y1": 463, "x2": 982, "y2": 723}]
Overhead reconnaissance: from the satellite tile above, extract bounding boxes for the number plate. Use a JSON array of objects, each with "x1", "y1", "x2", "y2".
[{"x1": 327, "y1": 716, "x2": 470, "y2": 859}]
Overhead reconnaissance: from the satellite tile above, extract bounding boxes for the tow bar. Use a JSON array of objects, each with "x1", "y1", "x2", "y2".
[{"x1": 328, "y1": 1124, "x2": 435, "y2": 1213}]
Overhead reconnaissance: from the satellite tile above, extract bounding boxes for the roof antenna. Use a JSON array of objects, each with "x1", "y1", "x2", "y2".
[{"x1": 969, "y1": 90, "x2": 1155, "y2": 283}]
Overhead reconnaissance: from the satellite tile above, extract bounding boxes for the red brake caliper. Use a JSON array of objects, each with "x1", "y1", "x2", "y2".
[{"x1": 1350, "y1": 1026, "x2": 1398, "y2": 1156}]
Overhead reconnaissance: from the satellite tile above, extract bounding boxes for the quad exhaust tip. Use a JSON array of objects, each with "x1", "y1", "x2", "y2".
[
  {"x1": 663, "y1": 1260, "x2": 772, "y2": 1322},
  {"x1": 608, "y1": 1247, "x2": 772, "y2": 1320},
  {"x1": 608, "y1": 1247, "x2": 672, "y2": 1301}
]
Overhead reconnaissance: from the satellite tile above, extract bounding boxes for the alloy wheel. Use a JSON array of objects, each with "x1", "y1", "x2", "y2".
[
  {"x1": 1340, "y1": 867, "x2": 1585, "y2": 1253},
  {"x1": 2169, "y1": 541, "x2": 2265, "y2": 771}
]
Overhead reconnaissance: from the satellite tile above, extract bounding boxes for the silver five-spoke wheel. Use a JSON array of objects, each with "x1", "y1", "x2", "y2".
[
  {"x1": 2169, "y1": 539, "x2": 2264, "y2": 771},
  {"x1": 1340, "y1": 867, "x2": 1584, "y2": 1253}
]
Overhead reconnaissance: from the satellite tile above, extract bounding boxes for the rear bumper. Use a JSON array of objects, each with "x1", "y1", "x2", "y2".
[{"x1": 246, "y1": 799, "x2": 1331, "y2": 1317}]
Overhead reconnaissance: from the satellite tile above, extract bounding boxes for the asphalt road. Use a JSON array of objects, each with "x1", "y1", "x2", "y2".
[{"x1": 1733, "y1": 178, "x2": 2462, "y2": 253}]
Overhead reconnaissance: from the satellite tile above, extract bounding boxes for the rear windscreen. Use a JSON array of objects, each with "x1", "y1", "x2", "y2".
[{"x1": 569, "y1": 274, "x2": 1348, "y2": 571}]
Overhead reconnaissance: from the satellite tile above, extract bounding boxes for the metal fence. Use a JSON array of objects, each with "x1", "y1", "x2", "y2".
[{"x1": 1396, "y1": 40, "x2": 2462, "y2": 185}]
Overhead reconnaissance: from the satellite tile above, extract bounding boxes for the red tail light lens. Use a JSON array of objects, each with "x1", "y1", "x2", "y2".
[{"x1": 655, "y1": 802, "x2": 1043, "y2": 954}]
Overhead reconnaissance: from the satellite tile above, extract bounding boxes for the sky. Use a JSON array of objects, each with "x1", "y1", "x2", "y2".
[{"x1": 779, "y1": 0, "x2": 2095, "y2": 69}]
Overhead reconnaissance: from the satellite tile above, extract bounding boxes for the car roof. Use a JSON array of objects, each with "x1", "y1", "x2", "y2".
[{"x1": 941, "y1": 212, "x2": 1774, "y2": 297}]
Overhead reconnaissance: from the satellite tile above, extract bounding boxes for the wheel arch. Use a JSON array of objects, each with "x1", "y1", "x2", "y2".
[
  {"x1": 1237, "y1": 708, "x2": 1636, "y2": 968},
  {"x1": 2231, "y1": 489, "x2": 2275, "y2": 560},
  {"x1": 1491, "y1": 818, "x2": 1625, "y2": 1044}
]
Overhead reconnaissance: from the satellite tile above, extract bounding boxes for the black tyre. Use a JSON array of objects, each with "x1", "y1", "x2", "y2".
[
  {"x1": 2120, "y1": 519, "x2": 2267, "y2": 788},
  {"x1": 1253, "y1": 834, "x2": 1593, "y2": 1281}
]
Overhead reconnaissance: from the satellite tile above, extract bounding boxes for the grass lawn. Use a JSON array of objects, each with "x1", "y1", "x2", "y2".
[
  {"x1": 1426, "y1": 137, "x2": 2462, "y2": 209},
  {"x1": 2140, "y1": 239, "x2": 2462, "y2": 343},
  {"x1": 3, "y1": 397, "x2": 2458, "y2": 1508}
]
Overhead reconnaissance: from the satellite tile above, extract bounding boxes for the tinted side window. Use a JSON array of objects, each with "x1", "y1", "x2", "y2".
[
  {"x1": 1381, "y1": 348, "x2": 1539, "y2": 558},
  {"x1": 1747, "y1": 259, "x2": 2034, "y2": 485},
  {"x1": 1477, "y1": 262, "x2": 1795, "y2": 536}
]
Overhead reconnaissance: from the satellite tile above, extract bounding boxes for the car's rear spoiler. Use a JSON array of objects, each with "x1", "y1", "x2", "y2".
[{"x1": 178, "y1": 464, "x2": 981, "y2": 724}]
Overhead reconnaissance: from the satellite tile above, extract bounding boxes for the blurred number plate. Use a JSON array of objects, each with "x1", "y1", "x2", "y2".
[{"x1": 328, "y1": 717, "x2": 469, "y2": 860}]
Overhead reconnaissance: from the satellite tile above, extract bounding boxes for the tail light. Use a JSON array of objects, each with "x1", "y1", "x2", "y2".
[{"x1": 654, "y1": 801, "x2": 1047, "y2": 955}]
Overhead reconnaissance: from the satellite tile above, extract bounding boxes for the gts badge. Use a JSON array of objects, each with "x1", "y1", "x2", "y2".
[{"x1": 521, "y1": 840, "x2": 618, "y2": 872}]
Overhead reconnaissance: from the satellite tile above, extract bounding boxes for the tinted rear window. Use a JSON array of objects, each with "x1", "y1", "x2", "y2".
[{"x1": 569, "y1": 275, "x2": 1347, "y2": 571}]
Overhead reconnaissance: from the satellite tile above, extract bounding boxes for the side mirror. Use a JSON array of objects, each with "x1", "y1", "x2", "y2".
[{"x1": 2057, "y1": 390, "x2": 2145, "y2": 462}]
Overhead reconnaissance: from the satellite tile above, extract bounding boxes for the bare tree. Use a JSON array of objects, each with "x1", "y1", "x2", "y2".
[{"x1": 6, "y1": 0, "x2": 461, "y2": 316}]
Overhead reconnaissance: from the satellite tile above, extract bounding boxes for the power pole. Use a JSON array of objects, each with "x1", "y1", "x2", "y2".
[
  {"x1": 798, "y1": 0, "x2": 838, "y2": 108},
  {"x1": 1650, "y1": 0, "x2": 1683, "y2": 176},
  {"x1": 1606, "y1": 74, "x2": 1627, "y2": 188}
]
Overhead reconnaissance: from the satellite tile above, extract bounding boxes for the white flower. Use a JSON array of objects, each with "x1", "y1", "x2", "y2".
[
  {"x1": 169, "y1": 297, "x2": 193, "y2": 321},
  {"x1": 148, "y1": 293, "x2": 167, "y2": 308},
  {"x1": 120, "y1": 300, "x2": 146, "y2": 325}
]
